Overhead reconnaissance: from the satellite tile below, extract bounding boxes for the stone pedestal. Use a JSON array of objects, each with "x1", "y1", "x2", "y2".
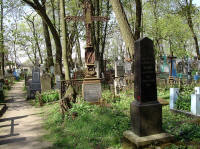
[
  {"x1": 82, "y1": 79, "x2": 101, "y2": 103},
  {"x1": 130, "y1": 101, "x2": 162, "y2": 137}
]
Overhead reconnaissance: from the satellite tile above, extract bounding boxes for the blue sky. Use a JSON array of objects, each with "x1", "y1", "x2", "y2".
[{"x1": 194, "y1": 0, "x2": 200, "y2": 6}]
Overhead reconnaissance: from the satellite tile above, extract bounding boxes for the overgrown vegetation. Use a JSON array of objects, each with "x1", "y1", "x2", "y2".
[
  {"x1": 35, "y1": 90, "x2": 59, "y2": 104},
  {"x1": 175, "y1": 84, "x2": 194, "y2": 111},
  {"x1": 41, "y1": 87, "x2": 200, "y2": 148}
]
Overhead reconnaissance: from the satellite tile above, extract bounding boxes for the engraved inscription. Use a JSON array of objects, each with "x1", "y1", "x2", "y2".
[{"x1": 83, "y1": 83, "x2": 101, "y2": 102}]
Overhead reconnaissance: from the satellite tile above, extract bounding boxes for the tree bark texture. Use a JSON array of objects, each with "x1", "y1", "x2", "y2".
[
  {"x1": 110, "y1": 0, "x2": 135, "y2": 59},
  {"x1": 60, "y1": 0, "x2": 70, "y2": 80}
]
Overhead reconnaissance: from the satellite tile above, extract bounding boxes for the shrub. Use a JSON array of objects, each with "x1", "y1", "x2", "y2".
[{"x1": 36, "y1": 90, "x2": 59, "y2": 103}]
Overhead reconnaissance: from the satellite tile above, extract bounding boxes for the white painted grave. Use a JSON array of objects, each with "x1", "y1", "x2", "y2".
[
  {"x1": 170, "y1": 88, "x2": 179, "y2": 109},
  {"x1": 191, "y1": 87, "x2": 200, "y2": 116}
]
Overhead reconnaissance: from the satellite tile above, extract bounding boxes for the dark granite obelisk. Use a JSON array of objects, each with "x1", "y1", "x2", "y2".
[{"x1": 131, "y1": 37, "x2": 162, "y2": 137}]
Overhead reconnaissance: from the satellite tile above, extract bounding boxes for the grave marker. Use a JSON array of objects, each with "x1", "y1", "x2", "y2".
[
  {"x1": 41, "y1": 73, "x2": 51, "y2": 93},
  {"x1": 66, "y1": 0, "x2": 108, "y2": 102},
  {"x1": 130, "y1": 37, "x2": 162, "y2": 137}
]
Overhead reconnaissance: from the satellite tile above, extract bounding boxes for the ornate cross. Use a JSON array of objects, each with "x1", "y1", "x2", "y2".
[{"x1": 65, "y1": 0, "x2": 109, "y2": 78}]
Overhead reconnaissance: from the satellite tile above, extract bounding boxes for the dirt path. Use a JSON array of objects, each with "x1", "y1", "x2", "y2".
[{"x1": 0, "y1": 81, "x2": 52, "y2": 149}]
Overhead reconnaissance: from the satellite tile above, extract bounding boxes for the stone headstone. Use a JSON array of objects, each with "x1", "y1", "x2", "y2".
[
  {"x1": 191, "y1": 93, "x2": 200, "y2": 116},
  {"x1": 31, "y1": 67, "x2": 41, "y2": 91},
  {"x1": 55, "y1": 75, "x2": 61, "y2": 89},
  {"x1": 82, "y1": 81, "x2": 102, "y2": 102},
  {"x1": 32, "y1": 67, "x2": 40, "y2": 83},
  {"x1": 125, "y1": 61, "x2": 132, "y2": 74},
  {"x1": 41, "y1": 73, "x2": 51, "y2": 93},
  {"x1": 130, "y1": 37, "x2": 162, "y2": 137},
  {"x1": 117, "y1": 65, "x2": 125, "y2": 77},
  {"x1": 169, "y1": 88, "x2": 179, "y2": 109}
]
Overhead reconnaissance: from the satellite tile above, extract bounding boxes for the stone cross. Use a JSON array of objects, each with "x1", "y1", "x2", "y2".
[{"x1": 65, "y1": 0, "x2": 109, "y2": 78}]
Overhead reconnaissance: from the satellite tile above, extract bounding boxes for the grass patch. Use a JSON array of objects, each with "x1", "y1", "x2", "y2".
[{"x1": 41, "y1": 87, "x2": 200, "y2": 148}]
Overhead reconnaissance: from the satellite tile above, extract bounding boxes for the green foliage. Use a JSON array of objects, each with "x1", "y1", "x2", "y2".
[
  {"x1": 41, "y1": 87, "x2": 200, "y2": 148},
  {"x1": 43, "y1": 93, "x2": 130, "y2": 149},
  {"x1": 36, "y1": 90, "x2": 59, "y2": 103},
  {"x1": 163, "y1": 105, "x2": 200, "y2": 143},
  {"x1": 175, "y1": 85, "x2": 194, "y2": 111}
]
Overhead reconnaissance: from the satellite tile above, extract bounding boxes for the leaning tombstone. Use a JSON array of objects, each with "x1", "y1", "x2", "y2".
[
  {"x1": 41, "y1": 73, "x2": 51, "y2": 93},
  {"x1": 191, "y1": 87, "x2": 200, "y2": 116},
  {"x1": 123, "y1": 37, "x2": 173, "y2": 148}
]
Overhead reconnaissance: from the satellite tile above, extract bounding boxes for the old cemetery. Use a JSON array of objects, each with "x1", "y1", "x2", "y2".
[{"x1": 1, "y1": 0, "x2": 200, "y2": 149}]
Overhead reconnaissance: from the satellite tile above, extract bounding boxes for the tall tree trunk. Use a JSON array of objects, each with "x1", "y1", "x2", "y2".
[
  {"x1": 42, "y1": 20, "x2": 54, "y2": 69},
  {"x1": 185, "y1": 0, "x2": 200, "y2": 59},
  {"x1": 135, "y1": 0, "x2": 142, "y2": 40},
  {"x1": 60, "y1": 0, "x2": 70, "y2": 80},
  {"x1": 41, "y1": 2, "x2": 54, "y2": 69},
  {"x1": 110, "y1": 0, "x2": 135, "y2": 59},
  {"x1": 75, "y1": 34, "x2": 82, "y2": 67},
  {"x1": 0, "y1": 0, "x2": 4, "y2": 75},
  {"x1": 23, "y1": 0, "x2": 62, "y2": 75}
]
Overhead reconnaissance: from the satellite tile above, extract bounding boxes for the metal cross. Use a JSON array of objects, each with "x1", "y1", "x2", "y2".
[
  {"x1": 65, "y1": 0, "x2": 109, "y2": 78},
  {"x1": 167, "y1": 52, "x2": 177, "y2": 77},
  {"x1": 65, "y1": 0, "x2": 109, "y2": 47}
]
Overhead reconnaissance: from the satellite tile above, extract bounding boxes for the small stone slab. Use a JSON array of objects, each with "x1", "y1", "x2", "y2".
[
  {"x1": 123, "y1": 130, "x2": 173, "y2": 148},
  {"x1": 158, "y1": 98, "x2": 169, "y2": 106}
]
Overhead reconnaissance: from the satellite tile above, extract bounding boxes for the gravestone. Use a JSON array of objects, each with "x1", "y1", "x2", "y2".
[
  {"x1": 191, "y1": 87, "x2": 200, "y2": 116},
  {"x1": 169, "y1": 88, "x2": 179, "y2": 109},
  {"x1": 31, "y1": 67, "x2": 41, "y2": 91},
  {"x1": 130, "y1": 37, "x2": 162, "y2": 137},
  {"x1": 55, "y1": 75, "x2": 61, "y2": 89},
  {"x1": 41, "y1": 73, "x2": 51, "y2": 93},
  {"x1": 27, "y1": 67, "x2": 41, "y2": 99},
  {"x1": 125, "y1": 61, "x2": 132, "y2": 75},
  {"x1": 82, "y1": 81, "x2": 102, "y2": 102},
  {"x1": 116, "y1": 61, "x2": 125, "y2": 77}
]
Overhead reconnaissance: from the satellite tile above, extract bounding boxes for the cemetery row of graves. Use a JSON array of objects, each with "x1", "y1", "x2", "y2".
[{"x1": 9, "y1": 38, "x2": 197, "y2": 149}]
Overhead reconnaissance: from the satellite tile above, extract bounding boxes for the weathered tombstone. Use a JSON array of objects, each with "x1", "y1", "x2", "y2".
[
  {"x1": 117, "y1": 61, "x2": 125, "y2": 77},
  {"x1": 169, "y1": 88, "x2": 179, "y2": 109},
  {"x1": 55, "y1": 75, "x2": 61, "y2": 89},
  {"x1": 125, "y1": 60, "x2": 132, "y2": 75},
  {"x1": 130, "y1": 37, "x2": 162, "y2": 136},
  {"x1": 191, "y1": 87, "x2": 200, "y2": 116},
  {"x1": 27, "y1": 67, "x2": 41, "y2": 99},
  {"x1": 41, "y1": 73, "x2": 51, "y2": 93}
]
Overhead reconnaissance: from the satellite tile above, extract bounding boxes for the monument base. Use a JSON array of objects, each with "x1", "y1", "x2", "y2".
[
  {"x1": 130, "y1": 101, "x2": 162, "y2": 137},
  {"x1": 82, "y1": 78, "x2": 102, "y2": 103},
  {"x1": 123, "y1": 130, "x2": 173, "y2": 148}
]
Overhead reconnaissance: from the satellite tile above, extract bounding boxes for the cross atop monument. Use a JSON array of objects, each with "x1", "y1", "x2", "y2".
[
  {"x1": 65, "y1": 0, "x2": 109, "y2": 47},
  {"x1": 65, "y1": 0, "x2": 109, "y2": 78}
]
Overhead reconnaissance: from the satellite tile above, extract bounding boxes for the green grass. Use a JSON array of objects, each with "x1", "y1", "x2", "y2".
[{"x1": 41, "y1": 87, "x2": 200, "y2": 149}]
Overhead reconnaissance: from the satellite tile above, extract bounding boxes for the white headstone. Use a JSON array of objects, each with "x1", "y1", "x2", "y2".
[
  {"x1": 170, "y1": 88, "x2": 179, "y2": 109},
  {"x1": 191, "y1": 94, "x2": 200, "y2": 116},
  {"x1": 195, "y1": 87, "x2": 200, "y2": 94}
]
